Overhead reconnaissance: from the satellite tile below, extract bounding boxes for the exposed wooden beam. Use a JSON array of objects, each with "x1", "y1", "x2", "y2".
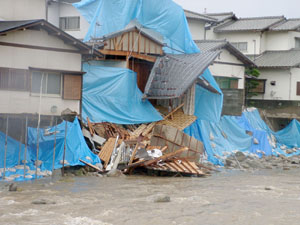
[
  {"x1": 100, "y1": 49, "x2": 157, "y2": 62},
  {"x1": 0, "y1": 41, "x2": 82, "y2": 54}
]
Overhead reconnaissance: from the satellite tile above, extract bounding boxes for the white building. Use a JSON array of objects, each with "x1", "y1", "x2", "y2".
[
  {"x1": 203, "y1": 13, "x2": 300, "y2": 119},
  {"x1": 0, "y1": 19, "x2": 101, "y2": 139}
]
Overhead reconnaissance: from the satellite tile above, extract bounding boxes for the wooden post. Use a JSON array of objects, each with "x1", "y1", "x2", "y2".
[
  {"x1": 52, "y1": 117, "x2": 57, "y2": 176},
  {"x1": 23, "y1": 116, "x2": 28, "y2": 179},
  {"x1": 35, "y1": 73, "x2": 44, "y2": 180},
  {"x1": 61, "y1": 120, "x2": 68, "y2": 176},
  {"x1": 18, "y1": 118, "x2": 24, "y2": 165},
  {"x1": 3, "y1": 115, "x2": 9, "y2": 180}
]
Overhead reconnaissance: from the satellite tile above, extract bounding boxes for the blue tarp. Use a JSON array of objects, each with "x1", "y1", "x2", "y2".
[
  {"x1": 184, "y1": 109, "x2": 275, "y2": 165},
  {"x1": 73, "y1": 0, "x2": 199, "y2": 54},
  {"x1": 275, "y1": 119, "x2": 300, "y2": 148},
  {"x1": 82, "y1": 63, "x2": 163, "y2": 124},
  {"x1": 0, "y1": 132, "x2": 30, "y2": 169},
  {"x1": 27, "y1": 118, "x2": 101, "y2": 171},
  {"x1": 1, "y1": 118, "x2": 101, "y2": 181},
  {"x1": 195, "y1": 69, "x2": 223, "y2": 122}
]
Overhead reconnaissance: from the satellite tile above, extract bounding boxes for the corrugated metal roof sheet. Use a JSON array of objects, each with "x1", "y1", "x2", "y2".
[
  {"x1": 184, "y1": 10, "x2": 217, "y2": 23},
  {"x1": 214, "y1": 16, "x2": 285, "y2": 33},
  {"x1": 271, "y1": 18, "x2": 300, "y2": 31},
  {"x1": 0, "y1": 20, "x2": 41, "y2": 33},
  {"x1": 143, "y1": 51, "x2": 221, "y2": 99},
  {"x1": 255, "y1": 49, "x2": 300, "y2": 68}
]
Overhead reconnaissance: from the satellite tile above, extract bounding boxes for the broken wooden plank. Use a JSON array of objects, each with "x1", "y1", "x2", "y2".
[
  {"x1": 143, "y1": 147, "x2": 188, "y2": 166},
  {"x1": 79, "y1": 159, "x2": 102, "y2": 172},
  {"x1": 87, "y1": 117, "x2": 94, "y2": 136},
  {"x1": 128, "y1": 142, "x2": 140, "y2": 165},
  {"x1": 98, "y1": 137, "x2": 117, "y2": 168}
]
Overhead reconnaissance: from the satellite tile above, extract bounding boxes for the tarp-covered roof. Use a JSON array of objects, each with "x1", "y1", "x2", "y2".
[
  {"x1": 143, "y1": 51, "x2": 221, "y2": 99},
  {"x1": 73, "y1": 0, "x2": 199, "y2": 54}
]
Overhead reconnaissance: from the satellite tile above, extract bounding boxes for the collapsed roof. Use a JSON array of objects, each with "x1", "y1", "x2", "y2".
[{"x1": 143, "y1": 51, "x2": 221, "y2": 99}]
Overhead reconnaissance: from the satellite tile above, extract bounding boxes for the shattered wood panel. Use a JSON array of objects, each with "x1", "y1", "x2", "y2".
[
  {"x1": 104, "y1": 30, "x2": 163, "y2": 55},
  {"x1": 150, "y1": 124, "x2": 203, "y2": 162},
  {"x1": 157, "y1": 109, "x2": 196, "y2": 131},
  {"x1": 98, "y1": 138, "x2": 116, "y2": 168},
  {"x1": 146, "y1": 160, "x2": 205, "y2": 176}
]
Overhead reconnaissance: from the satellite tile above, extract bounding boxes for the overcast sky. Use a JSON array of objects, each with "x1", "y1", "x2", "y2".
[{"x1": 173, "y1": 0, "x2": 299, "y2": 18}]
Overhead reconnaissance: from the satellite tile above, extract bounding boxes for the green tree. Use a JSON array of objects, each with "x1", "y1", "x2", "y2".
[{"x1": 245, "y1": 68, "x2": 260, "y2": 105}]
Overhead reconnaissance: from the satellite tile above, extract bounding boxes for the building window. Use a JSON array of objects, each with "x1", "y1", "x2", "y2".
[
  {"x1": 248, "y1": 79, "x2": 266, "y2": 94},
  {"x1": 31, "y1": 71, "x2": 61, "y2": 95},
  {"x1": 215, "y1": 77, "x2": 238, "y2": 89},
  {"x1": 297, "y1": 82, "x2": 300, "y2": 96},
  {"x1": 0, "y1": 67, "x2": 29, "y2": 91},
  {"x1": 59, "y1": 17, "x2": 80, "y2": 30},
  {"x1": 231, "y1": 42, "x2": 248, "y2": 52},
  {"x1": 295, "y1": 38, "x2": 300, "y2": 49}
]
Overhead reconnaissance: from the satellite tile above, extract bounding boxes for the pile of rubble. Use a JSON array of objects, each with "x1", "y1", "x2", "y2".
[
  {"x1": 80, "y1": 106, "x2": 214, "y2": 177},
  {"x1": 224, "y1": 151, "x2": 300, "y2": 170}
]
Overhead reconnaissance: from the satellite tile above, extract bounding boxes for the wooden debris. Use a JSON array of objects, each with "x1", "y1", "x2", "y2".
[
  {"x1": 98, "y1": 137, "x2": 118, "y2": 168},
  {"x1": 151, "y1": 124, "x2": 204, "y2": 162},
  {"x1": 87, "y1": 117, "x2": 95, "y2": 136},
  {"x1": 79, "y1": 159, "x2": 102, "y2": 172}
]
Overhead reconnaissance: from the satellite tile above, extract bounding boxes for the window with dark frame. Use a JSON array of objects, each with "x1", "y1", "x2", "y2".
[
  {"x1": 59, "y1": 16, "x2": 80, "y2": 30},
  {"x1": 297, "y1": 82, "x2": 300, "y2": 96},
  {"x1": 31, "y1": 71, "x2": 62, "y2": 95},
  {"x1": 215, "y1": 77, "x2": 239, "y2": 89},
  {"x1": 0, "y1": 67, "x2": 29, "y2": 91},
  {"x1": 248, "y1": 79, "x2": 266, "y2": 93}
]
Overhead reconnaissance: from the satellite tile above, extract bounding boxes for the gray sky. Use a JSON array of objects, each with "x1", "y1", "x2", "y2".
[{"x1": 173, "y1": 0, "x2": 300, "y2": 18}]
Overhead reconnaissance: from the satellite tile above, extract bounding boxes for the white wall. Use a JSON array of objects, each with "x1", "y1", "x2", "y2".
[
  {"x1": 252, "y1": 68, "x2": 291, "y2": 100},
  {"x1": 290, "y1": 68, "x2": 300, "y2": 100},
  {"x1": 209, "y1": 49, "x2": 245, "y2": 89},
  {"x1": 53, "y1": 3, "x2": 89, "y2": 40},
  {"x1": 0, "y1": 90, "x2": 80, "y2": 115},
  {"x1": 0, "y1": 29, "x2": 83, "y2": 115},
  {"x1": 0, "y1": 0, "x2": 45, "y2": 20},
  {"x1": 187, "y1": 19, "x2": 206, "y2": 40},
  {"x1": 211, "y1": 32, "x2": 263, "y2": 55}
]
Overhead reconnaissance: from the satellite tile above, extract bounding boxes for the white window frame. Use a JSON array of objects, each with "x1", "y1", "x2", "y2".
[{"x1": 30, "y1": 71, "x2": 62, "y2": 98}]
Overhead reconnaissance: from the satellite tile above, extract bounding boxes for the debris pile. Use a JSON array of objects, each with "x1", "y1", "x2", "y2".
[
  {"x1": 224, "y1": 151, "x2": 300, "y2": 170},
  {"x1": 82, "y1": 108, "x2": 211, "y2": 177}
]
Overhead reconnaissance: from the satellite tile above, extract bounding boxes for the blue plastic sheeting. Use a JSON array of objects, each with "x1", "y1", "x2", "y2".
[
  {"x1": 185, "y1": 116, "x2": 253, "y2": 165},
  {"x1": 195, "y1": 69, "x2": 223, "y2": 123},
  {"x1": 27, "y1": 118, "x2": 101, "y2": 171},
  {"x1": 73, "y1": 0, "x2": 199, "y2": 54},
  {"x1": 82, "y1": 63, "x2": 163, "y2": 124},
  {"x1": 275, "y1": 119, "x2": 300, "y2": 148},
  {"x1": 0, "y1": 133, "x2": 29, "y2": 169},
  {"x1": 184, "y1": 111, "x2": 273, "y2": 165},
  {"x1": 1, "y1": 118, "x2": 100, "y2": 182},
  {"x1": 234, "y1": 113, "x2": 272, "y2": 157}
]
